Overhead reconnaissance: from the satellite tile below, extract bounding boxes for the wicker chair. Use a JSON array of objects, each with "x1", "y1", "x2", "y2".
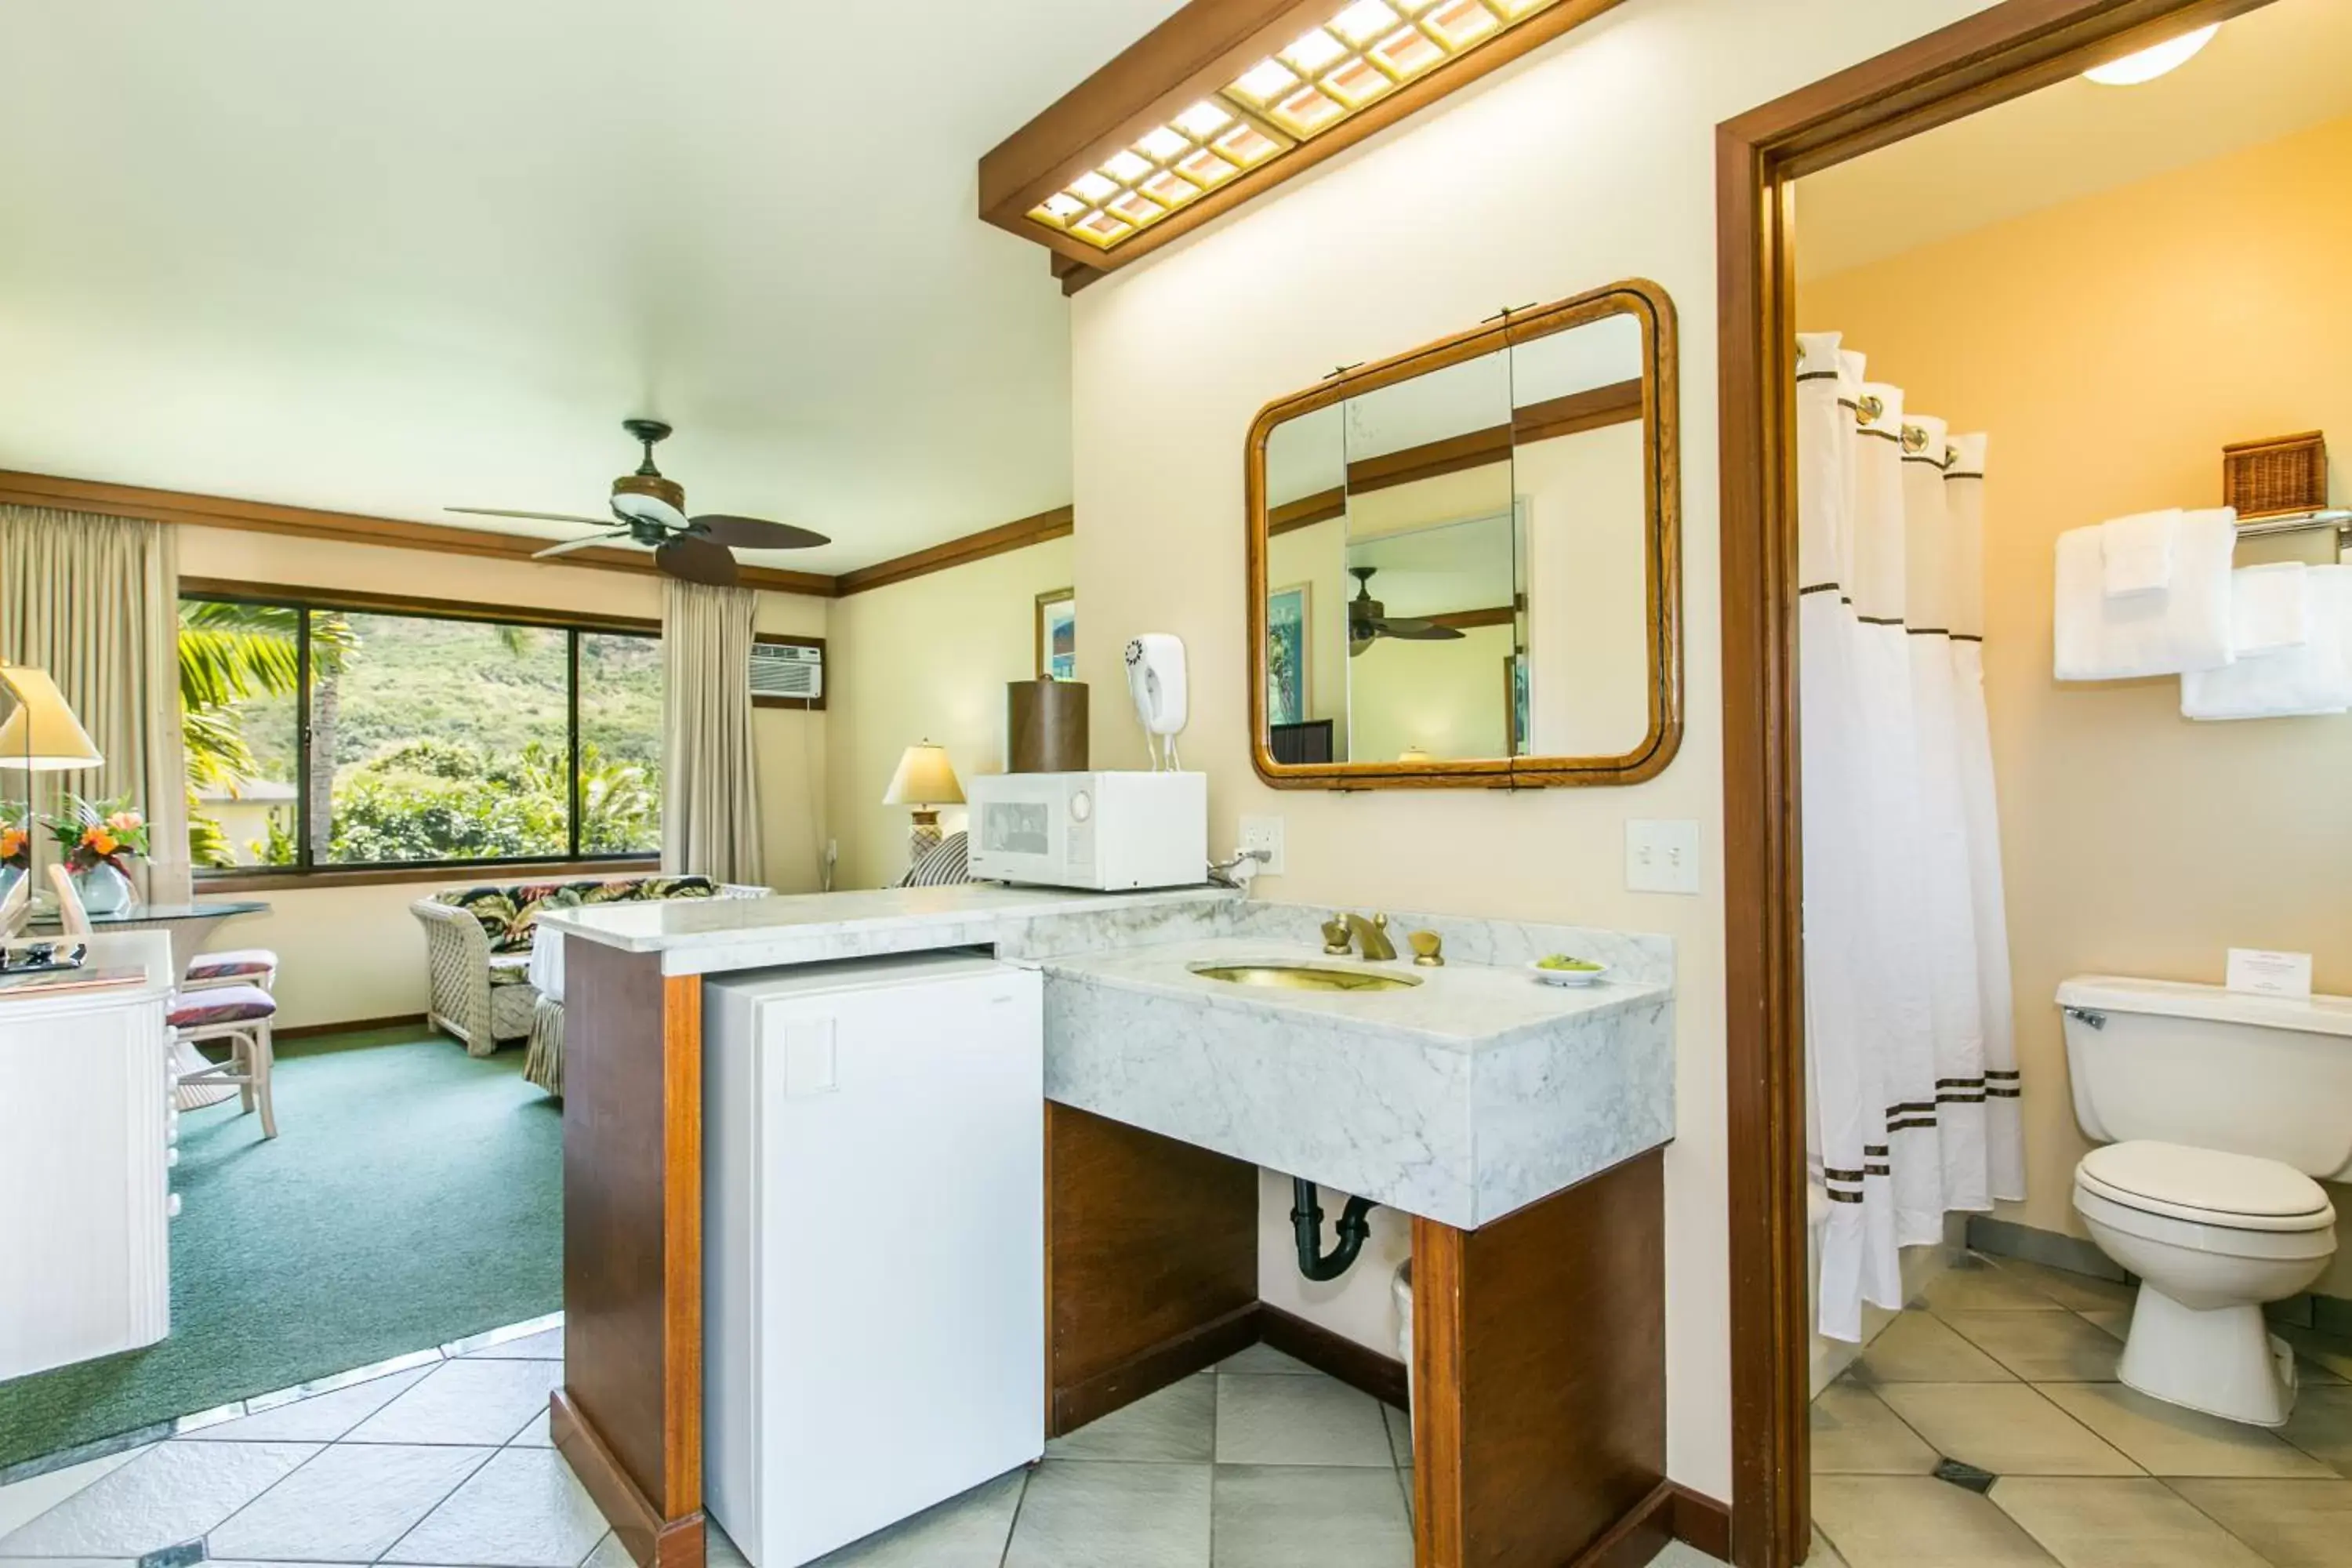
[{"x1": 411, "y1": 875, "x2": 764, "y2": 1055}]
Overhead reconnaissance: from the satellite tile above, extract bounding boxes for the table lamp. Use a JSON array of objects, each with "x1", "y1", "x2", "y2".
[
  {"x1": 0, "y1": 663, "x2": 105, "y2": 917},
  {"x1": 883, "y1": 742, "x2": 963, "y2": 867}
]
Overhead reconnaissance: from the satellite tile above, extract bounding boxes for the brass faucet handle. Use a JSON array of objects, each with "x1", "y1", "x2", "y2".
[
  {"x1": 1409, "y1": 930, "x2": 1444, "y2": 967},
  {"x1": 1320, "y1": 915, "x2": 1352, "y2": 956}
]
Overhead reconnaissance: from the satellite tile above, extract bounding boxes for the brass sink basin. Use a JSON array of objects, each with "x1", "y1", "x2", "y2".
[{"x1": 1189, "y1": 962, "x2": 1422, "y2": 993}]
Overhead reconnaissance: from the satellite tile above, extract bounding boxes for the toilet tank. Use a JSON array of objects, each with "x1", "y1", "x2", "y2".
[{"x1": 2059, "y1": 975, "x2": 2352, "y2": 1181}]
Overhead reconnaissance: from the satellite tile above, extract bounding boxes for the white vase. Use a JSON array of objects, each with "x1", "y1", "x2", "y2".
[
  {"x1": 0, "y1": 864, "x2": 20, "y2": 905},
  {"x1": 74, "y1": 861, "x2": 136, "y2": 916}
]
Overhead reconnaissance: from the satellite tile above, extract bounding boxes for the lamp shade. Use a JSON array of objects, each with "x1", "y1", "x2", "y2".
[
  {"x1": 883, "y1": 742, "x2": 964, "y2": 808},
  {"x1": 0, "y1": 665, "x2": 103, "y2": 771}
]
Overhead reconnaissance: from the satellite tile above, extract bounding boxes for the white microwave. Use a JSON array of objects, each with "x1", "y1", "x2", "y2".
[{"x1": 966, "y1": 771, "x2": 1207, "y2": 891}]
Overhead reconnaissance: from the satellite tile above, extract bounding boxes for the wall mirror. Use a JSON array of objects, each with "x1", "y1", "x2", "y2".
[{"x1": 1247, "y1": 280, "x2": 1680, "y2": 788}]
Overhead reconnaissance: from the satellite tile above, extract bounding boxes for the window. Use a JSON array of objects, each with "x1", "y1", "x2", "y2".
[{"x1": 180, "y1": 591, "x2": 662, "y2": 875}]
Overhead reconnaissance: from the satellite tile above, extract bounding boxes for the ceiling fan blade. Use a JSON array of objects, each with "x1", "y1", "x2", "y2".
[
  {"x1": 691, "y1": 514, "x2": 831, "y2": 551},
  {"x1": 655, "y1": 535, "x2": 741, "y2": 588},
  {"x1": 532, "y1": 534, "x2": 622, "y2": 561},
  {"x1": 448, "y1": 506, "x2": 620, "y2": 527},
  {"x1": 1375, "y1": 619, "x2": 1466, "y2": 641}
]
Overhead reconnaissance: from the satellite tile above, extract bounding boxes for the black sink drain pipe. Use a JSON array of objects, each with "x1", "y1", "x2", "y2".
[{"x1": 1291, "y1": 1178, "x2": 1377, "y2": 1282}]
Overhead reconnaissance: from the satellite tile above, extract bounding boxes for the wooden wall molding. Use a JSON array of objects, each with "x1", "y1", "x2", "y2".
[
  {"x1": 831, "y1": 506, "x2": 1075, "y2": 596},
  {"x1": 0, "y1": 470, "x2": 837, "y2": 598},
  {"x1": 1713, "y1": 2, "x2": 2273, "y2": 1564},
  {"x1": 1264, "y1": 379, "x2": 1642, "y2": 537},
  {"x1": 1254, "y1": 1303, "x2": 1409, "y2": 1410},
  {"x1": 6, "y1": 470, "x2": 1080, "y2": 604}
]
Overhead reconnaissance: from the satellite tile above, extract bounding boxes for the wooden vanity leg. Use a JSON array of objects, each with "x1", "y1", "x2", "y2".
[
  {"x1": 1412, "y1": 1149, "x2": 1666, "y2": 1568},
  {"x1": 554, "y1": 942, "x2": 706, "y2": 1568},
  {"x1": 1044, "y1": 1104, "x2": 1260, "y2": 1435}
]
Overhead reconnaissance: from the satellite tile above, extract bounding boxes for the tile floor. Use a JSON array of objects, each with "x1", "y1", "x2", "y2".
[
  {"x1": 1811, "y1": 1250, "x2": 2352, "y2": 1567},
  {"x1": 0, "y1": 1326, "x2": 1715, "y2": 1568}
]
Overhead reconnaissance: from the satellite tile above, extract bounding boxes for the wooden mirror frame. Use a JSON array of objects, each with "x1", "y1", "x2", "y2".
[{"x1": 1245, "y1": 278, "x2": 1682, "y2": 789}]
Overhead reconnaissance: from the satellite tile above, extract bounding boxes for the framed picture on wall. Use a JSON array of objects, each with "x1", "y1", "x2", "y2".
[
  {"x1": 1266, "y1": 583, "x2": 1310, "y2": 727},
  {"x1": 1035, "y1": 589, "x2": 1076, "y2": 681}
]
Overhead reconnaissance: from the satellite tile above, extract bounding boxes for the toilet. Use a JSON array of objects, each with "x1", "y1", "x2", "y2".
[{"x1": 2060, "y1": 975, "x2": 2352, "y2": 1426}]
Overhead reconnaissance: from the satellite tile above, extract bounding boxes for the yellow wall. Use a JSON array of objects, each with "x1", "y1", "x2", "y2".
[
  {"x1": 822, "y1": 538, "x2": 1074, "y2": 891},
  {"x1": 1798, "y1": 114, "x2": 2352, "y2": 1284},
  {"x1": 1348, "y1": 622, "x2": 1514, "y2": 761},
  {"x1": 1067, "y1": 0, "x2": 1998, "y2": 1495},
  {"x1": 176, "y1": 524, "x2": 829, "y2": 1029},
  {"x1": 1521, "y1": 419, "x2": 1652, "y2": 757}
]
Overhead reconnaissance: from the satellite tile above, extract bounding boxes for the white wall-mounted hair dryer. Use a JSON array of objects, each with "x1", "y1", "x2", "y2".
[{"x1": 1123, "y1": 634, "x2": 1188, "y2": 771}]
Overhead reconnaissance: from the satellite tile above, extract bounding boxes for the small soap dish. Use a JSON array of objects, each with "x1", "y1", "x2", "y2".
[{"x1": 1529, "y1": 958, "x2": 1609, "y2": 988}]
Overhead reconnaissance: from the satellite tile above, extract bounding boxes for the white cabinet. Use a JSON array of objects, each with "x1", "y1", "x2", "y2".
[
  {"x1": 703, "y1": 953, "x2": 1044, "y2": 1568},
  {"x1": 0, "y1": 932, "x2": 174, "y2": 1380}
]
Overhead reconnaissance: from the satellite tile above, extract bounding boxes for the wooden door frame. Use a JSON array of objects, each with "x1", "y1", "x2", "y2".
[{"x1": 1714, "y1": 2, "x2": 2276, "y2": 1563}]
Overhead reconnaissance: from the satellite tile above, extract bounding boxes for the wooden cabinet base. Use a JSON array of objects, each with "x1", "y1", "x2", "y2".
[
  {"x1": 558, "y1": 942, "x2": 705, "y2": 1568},
  {"x1": 1044, "y1": 1104, "x2": 1260, "y2": 1435},
  {"x1": 553, "y1": 1389, "x2": 705, "y2": 1568},
  {"x1": 1413, "y1": 1150, "x2": 1668, "y2": 1568}
]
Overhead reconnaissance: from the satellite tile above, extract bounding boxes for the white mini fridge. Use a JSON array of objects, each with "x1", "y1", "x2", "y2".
[{"x1": 703, "y1": 953, "x2": 1044, "y2": 1567}]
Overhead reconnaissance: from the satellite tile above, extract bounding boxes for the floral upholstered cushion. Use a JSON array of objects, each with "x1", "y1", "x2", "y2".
[
  {"x1": 436, "y1": 876, "x2": 720, "y2": 953},
  {"x1": 185, "y1": 948, "x2": 277, "y2": 982},
  {"x1": 169, "y1": 984, "x2": 278, "y2": 1027}
]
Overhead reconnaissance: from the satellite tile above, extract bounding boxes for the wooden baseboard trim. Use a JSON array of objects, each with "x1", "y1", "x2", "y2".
[
  {"x1": 276, "y1": 1012, "x2": 430, "y2": 1041},
  {"x1": 551, "y1": 1390, "x2": 706, "y2": 1568},
  {"x1": 1570, "y1": 1481, "x2": 1731, "y2": 1568},
  {"x1": 1255, "y1": 1302, "x2": 1409, "y2": 1410},
  {"x1": 1050, "y1": 1301, "x2": 1258, "y2": 1436},
  {"x1": 1671, "y1": 1483, "x2": 1733, "y2": 1562}
]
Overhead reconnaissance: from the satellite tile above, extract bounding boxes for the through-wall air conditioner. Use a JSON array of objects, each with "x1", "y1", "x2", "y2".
[{"x1": 750, "y1": 639, "x2": 824, "y2": 707}]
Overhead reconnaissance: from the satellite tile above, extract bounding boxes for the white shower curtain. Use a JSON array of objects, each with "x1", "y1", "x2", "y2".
[{"x1": 1798, "y1": 333, "x2": 2023, "y2": 1341}]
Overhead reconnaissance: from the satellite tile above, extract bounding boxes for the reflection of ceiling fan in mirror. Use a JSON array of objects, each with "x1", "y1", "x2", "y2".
[
  {"x1": 448, "y1": 419, "x2": 831, "y2": 588},
  {"x1": 1347, "y1": 566, "x2": 1466, "y2": 658}
]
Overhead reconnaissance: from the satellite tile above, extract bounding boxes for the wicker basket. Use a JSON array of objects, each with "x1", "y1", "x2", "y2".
[{"x1": 2223, "y1": 431, "x2": 2327, "y2": 519}]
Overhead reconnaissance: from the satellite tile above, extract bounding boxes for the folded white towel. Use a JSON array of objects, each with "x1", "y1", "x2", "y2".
[
  {"x1": 2229, "y1": 561, "x2": 2309, "y2": 656},
  {"x1": 2054, "y1": 507, "x2": 2238, "y2": 681},
  {"x1": 2101, "y1": 509, "x2": 2180, "y2": 598},
  {"x1": 2183, "y1": 564, "x2": 2352, "y2": 720}
]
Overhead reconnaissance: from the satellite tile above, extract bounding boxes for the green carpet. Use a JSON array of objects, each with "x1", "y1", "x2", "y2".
[{"x1": 0, "y1": 1025, "x2": 561, "y2": 1468}]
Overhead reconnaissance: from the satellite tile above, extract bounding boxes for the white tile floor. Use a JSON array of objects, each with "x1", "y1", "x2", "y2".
[
  {"x1": 1811, "y1": 1250, "x2": 2352, "y2": 1567},
  {"x1": 0, "y1": 1323, "x2": 1711, "y2": 1568}
]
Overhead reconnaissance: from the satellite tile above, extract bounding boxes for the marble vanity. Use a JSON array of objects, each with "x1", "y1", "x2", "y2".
[{"x1": 542, "y1": 884, "x2": 1677, "y2": 1568}]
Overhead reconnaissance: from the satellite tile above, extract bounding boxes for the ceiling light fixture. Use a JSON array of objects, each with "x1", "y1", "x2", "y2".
[
  {"x1": 982, "y1": 0, "x2": 1629, "y2": 292},
  {"x1": 2082, "y1": 23, "x2": 2218, "y2": 85}
]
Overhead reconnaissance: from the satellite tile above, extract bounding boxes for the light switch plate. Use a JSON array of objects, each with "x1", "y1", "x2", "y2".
[
  {"x1": 1239, "y1": 814, "x2": 1286, "y2": 877},
  {"x1": 1626, "y1": 818, "x2": 1700, "y2": 895}
]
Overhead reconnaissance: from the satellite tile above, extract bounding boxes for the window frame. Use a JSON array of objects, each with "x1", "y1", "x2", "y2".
[{"x1": 181, "y1": 579, "x2": 666, "y2": 887}]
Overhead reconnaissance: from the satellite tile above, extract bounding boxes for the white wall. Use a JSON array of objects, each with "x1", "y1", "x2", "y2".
[{"x1": 1066, "y1": 0, "x2": 1995, "y2": 1497}]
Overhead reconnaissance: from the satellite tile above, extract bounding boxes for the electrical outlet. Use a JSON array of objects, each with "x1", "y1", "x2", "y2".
[
  {"x1": 1625, "y1": 818, "x2": 1700, "y2": 895},
  {"x1": 1238, "y1": 814, "x2": 1286, "y2": 877}
]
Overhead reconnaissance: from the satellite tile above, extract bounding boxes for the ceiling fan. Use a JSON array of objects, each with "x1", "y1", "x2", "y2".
[
  {"x1": 1347, "y1": 566, "x2": 1466, "y2": 657},
  {"x1": 448, "y1": 418, "x2": 830, "y2": 587}
]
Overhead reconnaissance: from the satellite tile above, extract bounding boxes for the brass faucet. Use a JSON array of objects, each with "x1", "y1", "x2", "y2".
[{"x1": 1339, "y1": 911, "x2": 1397, "y2": 962}]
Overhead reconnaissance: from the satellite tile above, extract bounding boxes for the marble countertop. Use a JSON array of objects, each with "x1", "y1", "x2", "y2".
[
  {"x1": 538, "y1": 882, "x2": 1238, "y2": 976},
  {"x1": 1042, "y1": 931, "x2": 1676, "y2": 1230},
  {"x1": 1038, "y1": 938, "x2": 1667, "y2": 1052}
]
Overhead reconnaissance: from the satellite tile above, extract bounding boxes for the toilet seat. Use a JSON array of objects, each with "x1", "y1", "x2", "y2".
[{"x1": 2075, "y1": 1141, "x2": 2334, "y2": 1232}]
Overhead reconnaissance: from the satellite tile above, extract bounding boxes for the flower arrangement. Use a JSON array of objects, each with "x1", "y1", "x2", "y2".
[
  {"x1": 0, "y1": 802, "x2": 26, "y2": 871},
  {"x1": 46, "y1": 793, "x2": 150, "y2": 875}
]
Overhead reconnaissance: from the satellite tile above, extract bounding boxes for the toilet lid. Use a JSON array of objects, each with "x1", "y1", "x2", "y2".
[{"x1": 2078, "y1": 1141, "x2": 2334, "y2": 1232}]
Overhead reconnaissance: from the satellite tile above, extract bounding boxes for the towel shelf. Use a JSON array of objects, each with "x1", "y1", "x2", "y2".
[{"x1": 2234, "y1": 508, "x2": 2350, "y2": 545}]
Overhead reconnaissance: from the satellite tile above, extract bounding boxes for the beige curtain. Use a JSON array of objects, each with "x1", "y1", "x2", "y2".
[
  {"x1": 0, "y1": 506, "x2": 193, "y2": 903},
  {"x1": 661, "y1": 579, "x2": 764, "y2": 886}
]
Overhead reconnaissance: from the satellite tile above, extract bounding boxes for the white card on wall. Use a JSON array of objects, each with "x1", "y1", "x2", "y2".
[{"x1": 2225, "y1": 949, "x2": 2313, "y2": 999}]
